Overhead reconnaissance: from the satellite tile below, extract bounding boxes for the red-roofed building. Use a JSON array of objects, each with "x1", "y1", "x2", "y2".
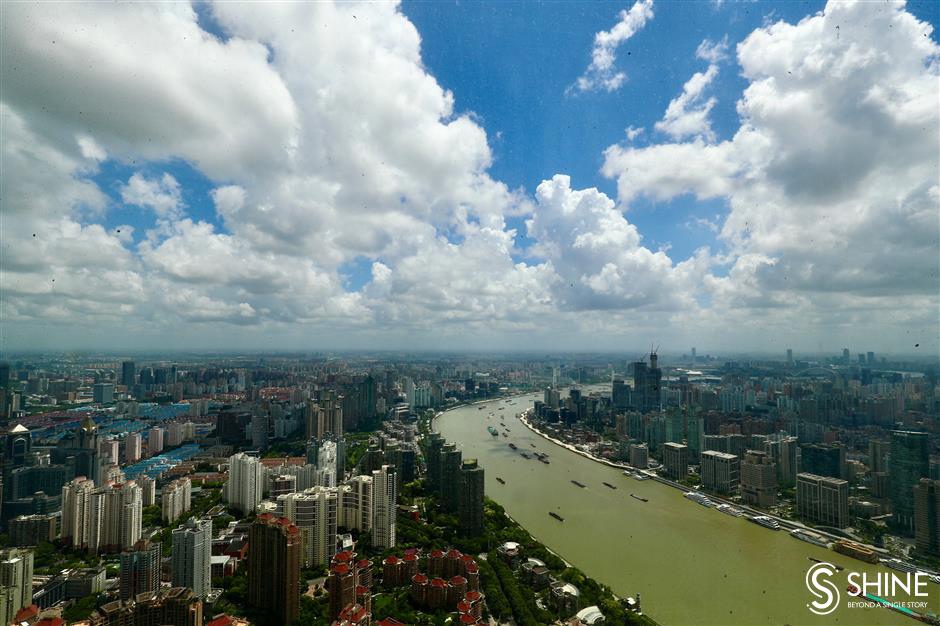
[{"x1": 333, "y1": 602, "x2": 371, "y2": 626}]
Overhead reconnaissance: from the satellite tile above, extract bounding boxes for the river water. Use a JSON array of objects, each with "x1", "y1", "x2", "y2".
[{"x1": 436, "y1": 393, "x2": 940, "y2": 625}]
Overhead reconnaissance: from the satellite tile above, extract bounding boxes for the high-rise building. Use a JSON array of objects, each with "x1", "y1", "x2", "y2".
[
  {"x1": 915, "y1": 478, "x2": 940, "y2": 557},
  {"x1": 786, "y1": 349, "x2": 793, "y2": 366},
  {"x1": 88, "y1": 587, "x2": 202, "y2": 626},
  {"x1": 440, "y1": 444, "x2": 462, "y2": 513},
  {"x1": 248, "y1": 514, "x2": 301, "y2": 624},
  {"x1": 161, "y1": 478, "x2": 192, "y2": 523},
  {"x1": 251, "y1": 415, "x2": 269, "y2": 451},
  {"x1": 124, "y1": 433, "x2": 141, "y2": 464},
  {"x1": 891, "y1": 431, "x2": 930, "y2": 535},
  {"x1": 458, "y1": 459, "x2": 484, "y2": 536},
  {"x1": 225, "y1": 453, "x2": 264, "y2": 515},
  {"x1": 796, "y1": 473, "x2": 849, "y2": 528},
  {"x1": 372, "y1": 465, "x2": 397, "y2": 550},
  {"x1": 121, "y1": 361, "x2": 136, "y2": 388},
  {"x1": 8, "y1": 514, "x2": 57, "y2": 546},
  {"x1": 62, "y1": 478, "x2": 142, "y2": 554},
  {"x1": 741, "y1": 450, "x2": 777, "y2": 507},
  {"x1": 629, "y1": 443, "x2": 649, "y2": 469},
  {"x1": 611, "y1": 379, "x2": 628, "y2": 411},
  {"x1": 425, "y1": 433, "x2": 445, "y2": 493},
  {"x1": 799, "y1": 443, "x2": 844, "y2": 479},
  {"x1": 869, "y1": 440, "x2": 889, "y2": 475},
  {"x1": 100, "y1": 437, "x2": 120, "y2": 465},
  {"x1": 166, "y1": 422, "x2": 184, "y2": 448},
  {"x1": 277, "y1": 486, "x2": 338, "y2": 568},
  {"x1": 700, "y1": 451, "x2": 739, "y2": 494},
  {"x1": 93, "y1": 383, "x2": 114, "y2": 404},
  {"x1": 119, "y1": 539, "x2": 161, "y2": 600},
  {"x1": 632, "y1": 352, "x2": 662, "y2": 413},
  {"x1": 148, "y1": 427, "x2": 164, "y2": 455},
  {"x1": 172, "y1": 518, "x2": 212, "y2": 599},
  {"x1": 339, "y1": 474, "x2": 372, "y2": 533},
  {"x1": 662, "y1": 443, "x2": 689, "y2": 480},
  {"x1": 0, "y1": 548, "x2": 33, "y2": 626}
]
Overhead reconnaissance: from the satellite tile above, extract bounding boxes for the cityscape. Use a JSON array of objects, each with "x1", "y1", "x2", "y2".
[{"x1": 2, "y1": 0, "x2": 939, "y2": 625}]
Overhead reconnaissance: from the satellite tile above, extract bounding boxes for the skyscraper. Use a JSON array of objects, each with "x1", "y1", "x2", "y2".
[
  {"x1": 248, "y1": 514, "x2": 301, "y2": 624},
  {"x1": 148, "y1": 427, "x2": 164, "y2": 455},
  {"x1": 121, "y1": 361, "x2": 136, "y2": 387},
  {"x1": 796, "y1": 473, "x2": 849, "y2": 528},
  {"x1": 425, "y1": 433, "x2": 444, "y2": 493},
  {"x1": 741, "y1": 450, "x2": 777, "y2": 507},
  {"x1": 701, "y1": 451, "x2": 739, "y2": 494},
  {"x1": 124, "y1": 433, "x2": 141, "y2": 464},
  {"x1": 162, "y1": 478, "x2": 192, "y2": 523},
  {"x1": 663, "y1": 443, "x2": 689, "y2": 480},
  {"x1": 915, "y1": 478, "x2": 940, "y2": 557},
  {"x1": 891, "y1": 430, "x2": 930, "y2": 534},
  {"x1": 119, "y1": 539, "x2": 161, "y2": 600},
  {"x1": 440, "y1": 443, "x2": 462, "y2": 513},
  {"x1": 225, "y1": 452, "x2": 264, "y2": 515},
  {"x1": 172, "y1": 518, "x2": 212, "y2": 599},
  {"x1": 799, "y1": 443, "x2": 844, "y2": 479},
  {"x1": 458, "y1": 459, "x2": 484, "y2": 536},
  {"x1": 277, "y1": 486, "x2": 338, "y2": 567},
  {"x1": 372, "y1": 464, "x2": 397, "y2": 550}
]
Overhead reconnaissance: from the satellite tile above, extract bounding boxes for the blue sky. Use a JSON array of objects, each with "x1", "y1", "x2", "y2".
[{"x1": 2, "y1": 0, "x2": 938, "y2": 352}]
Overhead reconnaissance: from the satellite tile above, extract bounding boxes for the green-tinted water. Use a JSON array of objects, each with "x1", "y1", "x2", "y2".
[{"x1": 436, "y1": 394, "x2": 940, "y2": 625}]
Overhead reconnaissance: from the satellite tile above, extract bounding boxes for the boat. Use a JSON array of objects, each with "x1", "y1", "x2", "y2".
[
  {"x1": 496, "y1": 477, "x2": 505, "y2": 484},
  {"x1": 508, "y1": 443, "x2": 517, "y2": 450},
  {"x1": 540, "y1": 458, "x2": 550, "y2": 464},
  {"x1": 520, "y1": 452, "x2": 531, "y2": 459},
  {"x1": 502, "y1": 432, "x2": 507, "y2": 437},
  {"x1": 602, "y1": 482, "x2": 617, "y2": 490},
  {"x1": 571, "y1": 480, "x2": 586, "y2": 488},
  {"x1": 684, "y1": 491, "x2": 714, "y2": 507},
  {"x1": 808, "y1": 556, "x2": 843, "y2": 571},
  {"x1": 833, "y1": 540, "x2": 879, "y2": 563},
  {"x1": 631, "y1": 494, "x2": 648, "y2": 502},
  {"x1": 749, "y1": 515, "x2": 781, "y2": 530},
  {"x1": 478, "y1": 407, "x2": 484, "y2": 410},
  {"x1": 715, "y1": 503, "x2": 745, "y2": 517},
  {"x1": 633, "y1": 472, "x2": 651, "y2": 481},
  {"x1": 530, "y1": 443, "x2": 537, "y2": 448},
  {"x1": 622, "y1": 470, "x2": 634, "y2": 477},
  {"x1": 792, "y1": 529, "x2": 831, "y2": 548},
  {"x1": 549, "y1": 511, "x2": 564, "y2": 522},
  {"x1": 487, "y1": 426, "x2": 499, "y2": 436}
]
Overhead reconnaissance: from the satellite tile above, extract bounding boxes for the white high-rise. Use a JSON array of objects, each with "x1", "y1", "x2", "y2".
[
  {"x1": 148, "y1": 427, "x2": 164, "y2": 454},
  {"x1": 161, "y1": 478, "x2": 192, "y2": 523},
  {"x1": 339, "y1": 475, "x2": 372, "y2": 533},
  {"x1": 166, "y1": 422, "x2": 184, "y2": 447},
  {"x1": 0, "y1": 548, "x2": 33, "y2": 626},
  {"x1": 372, "y1": 465, "x2": 397, "y2": 550},
  {"x1": 63, "y1": 478, "x2": 142, "y2": 553},
  {"x1": 225, "y1": 453, "x2": 264, "y2": 515},
  {"x1": 61, "y1": 477, "x2": 95, "y2": 549},
  {"x1": 277, "y1": 486, "x2": 338, "y2": 567},
  {"x1": 171, "y1": 518, "x2": 212, "y2": 598},
  {"x1": 138, "y1": 475, "x2": 156, "y2": 507}
]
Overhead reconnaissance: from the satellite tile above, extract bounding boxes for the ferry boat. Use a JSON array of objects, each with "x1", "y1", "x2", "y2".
[
  {"x1": 715, "y1": 503, "x2": 745, "y2": 517},
  {"x1": 603, "y1": 482, "x2": 617, "y2": 490},
  {"x1": 508, "y1": 443, "x2": 517, "y2": 450},
  {"x1": 549, "y1": 511, "x2": 564, "y2": 522},
  {"x1": 571, "y1": 480, "x2": 587, "y2": 488},
  {"x1": 749, "y1": 515, "x2": 781, "y2": 530},
  {"x1": 684, "y1": 491, "x2": 714, "y2": 507},
  {"x1": 833, "y1": 540, "x2": 879, "y2": 564},
  {"x1": 496, "y1": 477, "x2": 505, "y2": 484},
  {"x1": 487, "y1": 426, "x2": 499, "y2": 436},
  {"x1": 631, "y1": 494, "x2": 648, "y2": 502},
  {"x1": 791, "y1": 529, "x2": 830, "y2": 548}
]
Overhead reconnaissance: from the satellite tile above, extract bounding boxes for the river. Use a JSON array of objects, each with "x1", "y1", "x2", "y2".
[{"x1": 435, "y1": 393, "x2": 940, "y2": 625}]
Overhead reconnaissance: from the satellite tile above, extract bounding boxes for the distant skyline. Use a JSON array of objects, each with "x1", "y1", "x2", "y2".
[{"x1": 2, "y1": 1, "x2": 938, "y2": 354}]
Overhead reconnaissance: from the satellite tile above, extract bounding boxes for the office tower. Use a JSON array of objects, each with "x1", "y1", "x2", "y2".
[
  {"x1": 148, "y1": 427, "x2": 164, "y2": 455},
  {"x1": 93, "y1": 383, "x2": 114, "y2": 404},
  {"x1": 842, "y1": 348, "x2": 850, "y2": 365},
  {"x1": 119, "y1": 539, "x2": 161, "y2": 600},
  {"x1": 248, "y1": 514, "x2": 301, "y2": 624},
  {"x1": 632, "y1": 352, "x2": 662, "y2": 413},
  {"x1": 799, "y1": 443, "x2": 844, "y2": 479},
  {"x1": 687, "y1": 415, "x2": 704, "y2": 461},
  {"x1": 741, "y1": 450, "x2": 777, "y2": 507},
  {"x1": 225, "y1": 452, "x2": 264, "y2": 515},
  {"x1": 915, "y1": 479, "x2": 940, "y2": 557},
  {"x1": 172, "y1": 518, "x2": 212, "y2": 599},
  {"x1": 121, "y1": 361, "x2": 136, "y2": 387},
  {"x1": 867, "y1": 351, "x2": 875, "y2": 365},
  {"x1": 796, "y1": 473, "x2": 849, "y2": 528},
  {"x1": 251, "y1": 415, "x2": 269, "y2": 451},
  {"x1": 458, "y1": 459, "x2": 484, "y2": 536},
  {"x1": 629, "y1": 443, "x2": 649, "y2": 469},
  {"x1": 662, "y1": 443, "x2": 689, "y2": 480},
  {"x1": 440, "y1": 444, "x2": 462, "y2": 513},
  {"x1": 691, "y1": 347, "x2": 697, "y2": 360},
  {"x1": 869, "y1": 440, "x2": 889, "y2": 474},
  {"x1": 425, "y1": 433, "x2": 445, "y2": 493},
  {"x1": 277, "y1": 486, "x2": 338, "y2": 567},
  {"x1": 786, "y1": 349, "x2": 793, "y2": 366},
  {"x1": 611, "y1": 379, "x2": 628, "y2": 410},
  {"x1": 891, "y1": 430, "x2": 930, "y2": 534},
  {"x1": 161, "y1": 478, "x2": 192, "y2": 523},
  {"x1": 0, "y1": 548, "x2": 33, "y2": 626},
  {"x1": 124, "y1": 433, "x2": 141, "y2": 464},
  {"x1": 776, "y1": 436, "x2": 799, "y2": 486},
  {"x1": 701, "y1": 451, "x2": 739, "y2": 494},
  {"x1": 372, "y1": 465, "x2": 397, "y2": 550},
  {"x1": 340, "y1": 475, "x2": 373, "y2": 533}
]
